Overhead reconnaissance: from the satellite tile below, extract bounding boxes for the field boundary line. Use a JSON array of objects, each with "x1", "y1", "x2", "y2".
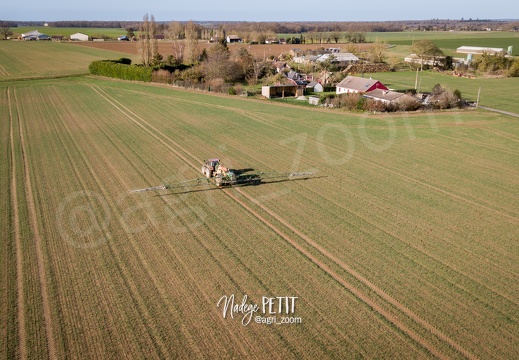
[
  {"x1": 13, "y1": 88, "x2": 57, "y2": 359},
  {"x1": 7, "y1": 87, "x2": 27, "y2": 359},
  {"x1": 90, "y1": 85, "x2": 477, "y2": 359}
]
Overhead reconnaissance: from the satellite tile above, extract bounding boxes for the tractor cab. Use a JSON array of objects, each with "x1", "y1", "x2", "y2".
[{"x1": 202, "y1": 158, "x2": 220, "y2": 178}]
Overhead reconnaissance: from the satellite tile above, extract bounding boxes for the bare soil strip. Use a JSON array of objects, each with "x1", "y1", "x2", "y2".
[
  {"x1": 13, "y1": 88, "x2": 57, "y2": 359},
  {"x1": 91, "y1": 85, "x2": 480, "y2": 359},
  {"x1": 7, "y1": 87, "x2": 27, "y2": 359}
]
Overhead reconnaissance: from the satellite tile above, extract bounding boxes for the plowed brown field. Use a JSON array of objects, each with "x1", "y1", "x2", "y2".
[{"x1": 69, "y1": 40, "x2": 373, "y2": 58}]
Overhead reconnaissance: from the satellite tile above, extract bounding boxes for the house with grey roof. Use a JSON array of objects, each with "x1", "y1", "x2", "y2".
[{"x1": 363, "y1": 89, "x2": 416, "y2": 105}]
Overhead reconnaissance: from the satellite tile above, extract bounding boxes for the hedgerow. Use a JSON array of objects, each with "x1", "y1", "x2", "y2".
[{"x1": 89, "y1": 59, "x2": 152, "y2": 82}]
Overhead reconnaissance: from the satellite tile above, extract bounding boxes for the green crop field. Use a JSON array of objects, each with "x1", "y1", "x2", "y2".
[
  {"x1": 368, "y1": 31, "x2": 519, "y2": 49},
  {"x1": 364, "y1": 71, "x2": 519, "y2": 113},
  {"x1": 12, "y1": 26, "x2": 127, "y2": 38},
  {"x1": 1, "y1": 40, "x2": 518, "y2": 359},
  {"x1": 0, "y1": 41, "x2": 140, "y2": 80}
]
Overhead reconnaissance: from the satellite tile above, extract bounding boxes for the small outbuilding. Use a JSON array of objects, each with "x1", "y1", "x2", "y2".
[
  {"x1": 70, "y1": 32, "x2": 89, "y2": 41},
  {"x1": 262, "y1": 85, "x2": 299, "y2": 99},
  {"x1": 307, "y1": 81, "x2": 324, "y2": 93}
]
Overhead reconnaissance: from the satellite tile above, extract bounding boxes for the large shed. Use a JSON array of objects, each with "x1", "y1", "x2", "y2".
[
  {"x1": 262, "y1": 85, "x2": 299, "y2": 99},
  {"x1": 70, "y1": 32, "x2": 89, "y2": 41},
  {"x1": 22, "y1": 30, "x2": 51, "y2": 41},
  {"x1": 317, "y1": 53, "x2": 359, "y2": 65}
]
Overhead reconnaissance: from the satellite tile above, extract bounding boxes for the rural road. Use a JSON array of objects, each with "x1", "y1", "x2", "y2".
[{"x1": 478, "y1": 105, "x2": 519, "y2": 118}]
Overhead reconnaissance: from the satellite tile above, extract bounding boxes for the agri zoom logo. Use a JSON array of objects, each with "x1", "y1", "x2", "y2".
[{"x1": 217, "y1": 294, "x2": 302, "y2": 326}]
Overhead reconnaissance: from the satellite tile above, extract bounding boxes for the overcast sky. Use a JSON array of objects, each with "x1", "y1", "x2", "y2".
[{"x1": 3, "y1": 0, "x2": 517, "y2": 22}]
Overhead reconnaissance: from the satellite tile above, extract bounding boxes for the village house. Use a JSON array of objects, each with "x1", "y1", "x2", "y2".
[
  {"x1": 336, "y1": 75, "x2": 388, "y2": 94},
  {"x1": 363, "y1": 89, "x2": 416, "y2": 105}
]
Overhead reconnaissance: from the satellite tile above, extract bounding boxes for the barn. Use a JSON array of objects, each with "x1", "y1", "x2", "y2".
[
  {"x1": 70, "y1": 32, "x2": 89, "y2": 41},
  {"x1": 226, "y1": 35, "x2": 242, "y2": 43},
  {"x1": 262, "y1": 85, "x2": 299, "y2": 99},
  {"x1": 336, "y1": 75, "x2": 388, "y2": 95},
  {"x1": 21, "y1": 30, "x2": 51, "y2": 41}
]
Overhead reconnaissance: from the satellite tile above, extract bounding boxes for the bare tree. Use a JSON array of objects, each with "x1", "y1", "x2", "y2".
[
  {"x1": 171, "y1": 41, "x2": 185, "y2": 64},
  {"x1": 412, "y1": 39, "x2": 443, "y2": 70},
  {"x1": 369, "y1": 39, "x2": 387, "y2": 63},
  {"x1": 0, "y1": 23, "x2": 13, "y2": 40},
  {"x1": 138, "y1": 14, "x2": 158, "y2": 66},
  {"x1": 331, "y1": 31, "x2": 341, "y2": 44},
  {"x1": 184, "y1": 21, "x2": 199, "y2": 64},
  {"x1": 167, "y1": 21, "x2": 184, "y2": 40}
]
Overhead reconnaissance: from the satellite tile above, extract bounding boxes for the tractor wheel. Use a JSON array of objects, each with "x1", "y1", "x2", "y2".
[{"x1": 205, "y1": 169, "x2": 211, "y2": 178}]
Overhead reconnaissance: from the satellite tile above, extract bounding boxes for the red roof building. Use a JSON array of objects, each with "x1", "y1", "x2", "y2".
[{"x1": 336, "y1": 75, "x2": 388, "y2": 94}]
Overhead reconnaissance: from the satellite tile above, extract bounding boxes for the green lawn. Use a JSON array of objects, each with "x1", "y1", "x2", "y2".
[{"x1": 364, "y1": 70, "x2": 519, "y2": 113}]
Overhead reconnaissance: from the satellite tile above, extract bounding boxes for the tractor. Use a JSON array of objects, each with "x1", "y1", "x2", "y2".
[
  {"x1": 131, "y1": 159, "x2": 316, "y2": 192},
  {"x1": 201, "y1": 158, "x2": 220, "y2": 178},
  {"x1": 201, "y1": 158, "x2": 237, "y2": 187}
]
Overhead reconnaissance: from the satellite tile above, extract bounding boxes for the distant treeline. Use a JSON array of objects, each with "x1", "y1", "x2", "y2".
[{"x1": 5, "y1": 19, "x2": 519, "y2": 33}]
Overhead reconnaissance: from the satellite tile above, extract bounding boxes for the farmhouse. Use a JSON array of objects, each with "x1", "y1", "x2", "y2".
[
  {"x1": 70, "y1": 32, "x2": 89, "y2": 41},
  {"x1": 363, "y1": 89, "x2": 416, "y2": 105},
  {"x1": 336, "y1": 75, "x2": 388, "y2": 94}
]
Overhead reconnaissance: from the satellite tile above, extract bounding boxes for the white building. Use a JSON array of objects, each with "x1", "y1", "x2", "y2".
[{"x1": 70, "y1": 32, "x2": 89, "y2": 41}]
